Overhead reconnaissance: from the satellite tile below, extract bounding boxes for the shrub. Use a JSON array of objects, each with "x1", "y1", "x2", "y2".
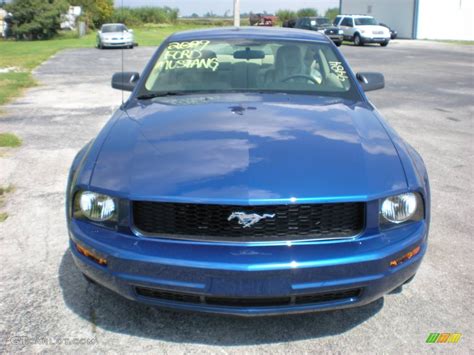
[{"x1": 111, "y1": 6, "x2": 179, "y2": 27}]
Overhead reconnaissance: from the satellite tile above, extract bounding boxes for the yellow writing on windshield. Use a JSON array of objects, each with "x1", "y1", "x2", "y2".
[
  {"x1": 157, "y1": 40, "x2": 219, "y2": 72},
  {"x1": 329, "y1": 61, "x2": 348, "y2": 82}
]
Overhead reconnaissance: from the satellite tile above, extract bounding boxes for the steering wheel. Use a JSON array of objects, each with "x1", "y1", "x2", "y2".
[{"x1": 280, "y1": 74, "x2": 320, "y2": 85}]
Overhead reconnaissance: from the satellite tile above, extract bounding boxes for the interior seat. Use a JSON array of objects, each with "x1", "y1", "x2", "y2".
[{"x1": 264, "y1": 45, "x2": 304, "y2": 84}]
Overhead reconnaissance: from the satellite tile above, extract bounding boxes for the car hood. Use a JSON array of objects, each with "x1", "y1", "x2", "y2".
[
  {"x1": 356, "y1": 25, "x2": 390, "y2": 34},
  {"x1": 317, "y1": 25, "x2": 339, "y2": 30},
  {"x1": 100, "y1": 32, "x2": 131, "y2": 39},
  {"x1": 90, "y1": 94, "x2": 407, "y2": 203}
]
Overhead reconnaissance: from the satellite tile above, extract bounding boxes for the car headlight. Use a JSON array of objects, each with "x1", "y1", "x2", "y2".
[
  {"x1": 338, "y1": 29, "x2": 343, "y2": 34},
  {"x1": 74, "y1": 191, "x2": 117, "y2": 222},
  {"x1": 380, "y1": 192, "x2": 424, "y2": 225}
]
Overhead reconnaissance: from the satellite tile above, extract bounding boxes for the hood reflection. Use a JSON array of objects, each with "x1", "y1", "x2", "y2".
[{"x1": 91, "y1": 94, "x2": 406, "y2": 201}]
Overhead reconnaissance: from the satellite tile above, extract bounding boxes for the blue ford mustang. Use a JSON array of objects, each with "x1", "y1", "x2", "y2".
[{"x1": 67, "y1": 27, "x2": 430, "y2": 316}]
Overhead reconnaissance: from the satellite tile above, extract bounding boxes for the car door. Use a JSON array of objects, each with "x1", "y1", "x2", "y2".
[
  {"x1": 300, "y1": 18, "x2": 311, "y2": 30},
  {"x1": 339, "y1": 17, "x2": 355, "y2": 39}
]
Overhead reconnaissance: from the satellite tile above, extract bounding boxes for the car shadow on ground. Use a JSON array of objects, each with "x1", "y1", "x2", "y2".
[
  {"x1": 59, "y1": 250, "x2": 384, "y2": 345},
  {"x1": 342, "y1": 43, "x2": 385, "y2": 47}
]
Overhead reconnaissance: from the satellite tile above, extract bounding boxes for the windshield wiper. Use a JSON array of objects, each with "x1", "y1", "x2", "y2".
[{"x1": 136, "y1": 91, "x2": 186, "y2": 100}]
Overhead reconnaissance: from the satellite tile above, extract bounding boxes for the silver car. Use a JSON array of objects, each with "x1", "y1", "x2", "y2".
[
  {"x1": 97, "y1": 23, "x2": 134, "y2": 49},
  {"x1": 334, "y1": 15, "x2": 391, "y2": 46}
]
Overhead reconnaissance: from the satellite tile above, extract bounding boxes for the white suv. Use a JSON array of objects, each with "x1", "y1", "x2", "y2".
[{"x1": 334, "y1": 15, "x2": 391, "y2": 46}]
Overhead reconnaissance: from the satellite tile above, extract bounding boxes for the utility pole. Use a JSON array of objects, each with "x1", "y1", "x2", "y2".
[{"x1": 234, "y1": 0, "x2": 240, "y2": 27}]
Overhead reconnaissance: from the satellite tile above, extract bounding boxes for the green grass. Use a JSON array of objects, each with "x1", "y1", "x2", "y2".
[
  {"x1": 431, "y1": 39, "x2": 474, "y2": 45},
  {"x1": 0, "y1": 133, "x2": 22, "y2": 147},
  {"x1": 0, "y1": 184, "x2": 15, "y2": 196},
  {"x1": 0, "y1": 184, "x2": 15, "y2": 223},
  {"x1": 0, "y1": 72, "x2": 36, "y2": 106},
  {"x1": 0, "y1": 23, "x2": 209, "y2": 106}
]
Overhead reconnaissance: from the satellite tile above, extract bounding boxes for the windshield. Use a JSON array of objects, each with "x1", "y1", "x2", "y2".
[
  {"x1": 315, "y1": 18, "x2": 330, "y2": 26},
  {"x1": 102, "y1": 25, "x2": 127, "y2": 33},
  {"x1": 142, "y1": 39, "x2": 358, "y2": 99},
  {"x1": 354, "y1": 17, "x2": 378, "y2": 26}
]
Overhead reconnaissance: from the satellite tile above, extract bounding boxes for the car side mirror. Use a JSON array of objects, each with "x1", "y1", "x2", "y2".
[
  {"x1": 128, "y1": 29, "x2": 134, "y2": 33},
  {"x1": 357, "y1": 72, "x2": 385, "y2": 92},
  {"x1": 111, "y1": 72, "x2": 140, "y2": 92}
]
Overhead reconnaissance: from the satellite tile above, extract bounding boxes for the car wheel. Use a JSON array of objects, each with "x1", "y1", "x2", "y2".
[
  {"x1": 335, "y1": 41, "x2": 342, "y2": 47},
  {"x1": 99, "y1": 42, "x2": 104, "y2": 49},
  {"x1": 354, "y1": 34, "x2": 363, "y2": 46},
  {"x1": 380, "y1": 40, "x2": 389, "y2": 47}
]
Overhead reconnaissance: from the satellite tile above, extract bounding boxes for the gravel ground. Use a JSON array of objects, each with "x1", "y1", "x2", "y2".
[{"x1": 0, "y1": 40, "x2": 472, "y2": 354}]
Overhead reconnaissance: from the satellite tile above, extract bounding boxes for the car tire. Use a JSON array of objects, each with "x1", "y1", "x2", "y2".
[
  {"x1": 380, "y1": 40, "x2": 389, "y2": 47},
  {"x1": 335, "y1": 41, "x2": 342, "y2": 47},
  {"x1": 354, "y1": 34, "x2": 363, "y2": 46},
  {"x1": 99, "y1": 42, "x2": 104, "y2": 50}
]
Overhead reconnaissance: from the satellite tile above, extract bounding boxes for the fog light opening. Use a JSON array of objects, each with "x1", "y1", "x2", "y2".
[
  {"x1": 390, "y1": 246, "x2": 421, "y2": 267},
  {"x1": 76, "y1": 243, "x2": 107, "y2": 266}
]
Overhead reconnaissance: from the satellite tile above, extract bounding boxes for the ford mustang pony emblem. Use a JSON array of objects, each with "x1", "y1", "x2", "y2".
[{"x1": 228, "y1": 212, "x2": 276, "y2": 228}]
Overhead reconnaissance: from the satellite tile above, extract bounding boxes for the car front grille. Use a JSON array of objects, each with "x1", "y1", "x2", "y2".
[
  {"x1": 132, "y1": 201, "x2": 365, "y2": 241},
  {"x1": 135, "y1": 287, "x2": 362, "y2": 307}
]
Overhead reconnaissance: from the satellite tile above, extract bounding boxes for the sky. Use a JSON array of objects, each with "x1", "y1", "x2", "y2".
[{"x1": 114, "y1": 0, "x2": 339, "y2": 16}]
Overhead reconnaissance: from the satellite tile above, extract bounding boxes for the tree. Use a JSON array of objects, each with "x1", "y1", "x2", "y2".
[
  {"x1": 325, "y1": 7, "x2": 339, "y2": 21},
  {"x1": 6, "y1": 0, "x2": 69, "y2": 40},
  {"x1": 296, "y1": 8, "x2": 318, "y2": 17},
  {"x1": 72, "y1": 0, "x2": 113, "y2": 28},
  {"x1": 275, "y1": 9, "x2": 296, "y2": 23},
  {"x1": 204, "y1": 11, "x2": 217, "y2": 18},
  {"x1": 93, "y1": 0, "x2": 113, "y2": 27}
]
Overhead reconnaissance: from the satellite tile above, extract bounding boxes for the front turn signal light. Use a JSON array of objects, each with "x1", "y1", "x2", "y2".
[
  {"x1": 390, "y1": 246, "x2": 421, "y2": 267},
  {"x1": 76, "y1": 243, "x2": 107, "y2": 266}
]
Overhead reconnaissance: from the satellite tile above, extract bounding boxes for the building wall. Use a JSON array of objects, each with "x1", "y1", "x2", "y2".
[
  {"x1": 417, "y1": 0, "x2": 474, "y2": 40},
  {"x1": 340, "y1": 0, "x2": 416, "y2": 38}
]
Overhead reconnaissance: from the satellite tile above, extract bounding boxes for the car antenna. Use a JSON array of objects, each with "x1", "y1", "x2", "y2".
[{"x1": 121, "y1": 0, "x2": 124, "y2": 106}]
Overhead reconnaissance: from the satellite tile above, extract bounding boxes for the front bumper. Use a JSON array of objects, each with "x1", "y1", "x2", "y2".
[
  {"x1": 360, "y1": 35, "x2": 390, "y2": 43},
  {"x1": 327, "y1": 34, "x2": 344, "y2": 43},
  {"x1": 69, "y1": 218, "x2": 428, "y2": 316},
  {"x1": 101, "y1": 40, "x2": 133, "y2": 48}
]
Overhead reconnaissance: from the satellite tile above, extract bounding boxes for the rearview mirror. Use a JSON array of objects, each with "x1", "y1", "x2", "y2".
[
  {"x1": 356, "y1": 72, "x2": 385, "y2": 92},
  {"x1": 111, "y1": 72, "x2": 140, "y2": 92},
  {"x1": 233, "y1": 49, "x2": 265, "y2": 60}
]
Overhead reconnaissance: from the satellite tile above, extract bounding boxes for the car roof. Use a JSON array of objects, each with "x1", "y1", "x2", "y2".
[
  {"x1": 339, "y1": 15, "x2": 374, "y2": 18},
  {"x1": 168, "y1": 26, "x2": 330, "y2": 43},
  {"x1": 101, "y1": 23, "x2": 126, "y2": 27}
]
